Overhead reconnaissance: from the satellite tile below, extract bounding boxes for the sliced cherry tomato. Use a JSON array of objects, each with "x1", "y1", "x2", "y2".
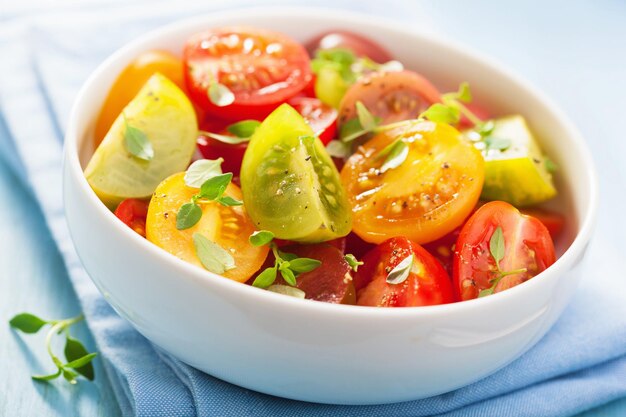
[
  {"x1": 520, "y1": 207, "x2": 565, "y2": 239},
  {"x1": 241, "y1": 104, "x2": 352, "y2": 242},
  {"x1": 94, "y1": 50, "x2": 186, "y2": 146},
  {"x1": 341, "y1": 121, "x2": 485, "y2": 245},
  {"x1": 422, "y1": 227, "x2": 461, "y2": 276},
  {"x1": 146, "y1": 173, "x2": 269, "y2": 283},
  {"x1": 338, "y1": 70, "x2": 440, "y2": 128},
  {"x1": 275, "y1": 243, "x2": 355, "y2": 304},
  {"x1": 305, "y1": 31, "x2": 392, "y2": 63},
  {"x1": 183, "y1": 27, "x2": 312, "y2": 120},
  {"x1": 114, "y1": 198, "x2": 149, "y2": 237},
  {"x1": 287, "y1": 96, "x2": 337, "y2": 145},
  {"x1": 453, "y1": 201, "x2": 556, "y2": 301},
  {"x1": 355, "y1": 237, "x2": 454, "y2": 307}
]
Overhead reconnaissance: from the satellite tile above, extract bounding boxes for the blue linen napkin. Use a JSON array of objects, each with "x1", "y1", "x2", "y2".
[{"x1": 1, "y1": 1, "x2": 625, "y2": 416}]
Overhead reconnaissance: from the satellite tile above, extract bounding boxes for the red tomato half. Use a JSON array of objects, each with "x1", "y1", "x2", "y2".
[
  {"x1": 287, "y1": 96, "x2": 337, "y2": 144},
  {"x1": 338, "y1": 70, "x2": 440, "y2": 128},
  {"x1": 114, "y1": 199, "x2": 149, "y2": 237},
  {"x1": 305, "y1": 30, "x2": 393, "y2": 63},
  {"x1": 521, "y1": 208, "x2": 565, "y2": 239},
  {"x1": 184, "y1": 27, "x2": 312, "y2": 120},
  {"x1": 453, "y1": 201, "x2": 556, "y2": 301},
  {"x1": 275, "y1": 243, "x2": 356, "y2": 304},
  {"x1": 355, "y1": 237, "x2": 454, "y2": 307}
]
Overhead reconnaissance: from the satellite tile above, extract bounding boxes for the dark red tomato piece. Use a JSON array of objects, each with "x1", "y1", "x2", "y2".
[
  {"x1": 338, "y1": 70, "x2": 440, "y2": 128},
  {"x1": 344, "y1": 232, "x2": 376, "y2": 260},
  {"x1": 520, "y1": 208, "x2": 565, "y2": 239},
  {"x1": 287, "y1": 96, "x2": 337, "y2": 145},
  {"x1": 453, "y1": 201, "x2": 556, "y2": 301},
  {"x1": 277, "y1": 243, "x2": 355, "y2": 304},
  {"x1": 196, "y1": 134, "x2": 247, "y2": 177},
  {"x1": 114, "y1": 198, "x2": 149, "y2": 237},
  {"x1": 305, "y1": 30, "x2": 392, "y2": 63},
  {"x1": 355, "y1": 237, "x2": 454, "y2": 307},
  {"x1": 423, "y1": 227, "x2": 462, "y2": 277},
  {"x1": 184, "y1": 27, "x2": 312, "y2": 120}
]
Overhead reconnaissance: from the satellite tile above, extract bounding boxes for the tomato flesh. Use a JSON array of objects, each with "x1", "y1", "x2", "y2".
[
  {"x1": 341, "y1": 121, "x2": 485, "y2": 245},
  {"x1": 184, "y1": 27, "x2": 312, "y2": 120},
  {"x1": 338, "y1": 70, "x2": 440, "y2": 128},
  {"x1": 356, "y1": 237, "x2": 454, "y2": 307},
  {"x1": 114, "y1": 198, "x2": 149, "y2": 237},
  {"x1": 453, "y1": 201, "x2": 556, "y2": 300}
]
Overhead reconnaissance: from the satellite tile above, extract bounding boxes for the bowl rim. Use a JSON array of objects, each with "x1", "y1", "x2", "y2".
[{"x1": 64, "y1": 5, "x2": 598, "y2": 318}]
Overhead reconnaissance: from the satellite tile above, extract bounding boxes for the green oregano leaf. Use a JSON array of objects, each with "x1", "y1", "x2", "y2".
[
  {"x1": 184, "y1": 158, "x2": 224, "y2": 188},
  {"x1": 176, "y1": 203, "x2": 202, "y2": 230},
  {"x1": 252, "y1": 267, "x2": 278, "y2": 288},
  {"x1": 208, "y1": 82, "x2": 235, "y2": 107},
  {"x1": 216, "y1": 196, "x2": 243, "y2": 207},
  {"x1": 249, "y1": 230, "x2": 275, "y2": 247},
  {"x1": 123, "y1": 117, "x2": 154, "y2": 161},
  {"x1": 484, "y1": 136, "x2": 511, "y2": 152},
  {"x1": 199, "y1": 130, "x2": 251, "y2": 145},
  {"x1": 193, "y1": 233, "x2": 235, "y2": 274},
  {"x1": 489, "y1": 226, "x2": 505, "y2": 266},
  {"x1": 288, "y1": 258, "x2": 322, "y2": 274},
  {"x1": 199, "y1": 173, "x2": 233, "y2": 201},
  {"x1": 280, "y1": 268, "x2": 297, "y2": 286},
  {"x1": 420, "y1": 103, "x2": 461, "y2": 125},
  {"x1": 9, "y1": 313, "x2": 48, "y2": 334},
  {"x1": 386, "y1": 254, "x2": 414, "y2": 285},
  {"x1": 326, "y1": 140, "x2": 352, "y2": 159},
  {"x1": 355, "y1": 101, "x2": 378, "y2": 131},
  {"x1": 64, "y1": 336, "x2": 95, "y2": 380},
  {"x1": 227, "y1": 120, "x2": 261, "y2": 138},
  {"x1": 379, "y1": 140, "x2": 409, "y2": 173},
  {"x1": 344, "y1": 254, "x2": 363, "y2": 272},
  {"x1": 65, "y1": 353, "x2": 98, "y2": 371}
]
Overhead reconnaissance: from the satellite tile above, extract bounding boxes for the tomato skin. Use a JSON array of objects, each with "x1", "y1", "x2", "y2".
[
  {"x1": 94, "y1": 50, "x2": 186, "y2": 146},
  {"x1": 338, "y1": 70, "x2": 440, "y2": 128},
  {"x1": 183, "y1": 27, "x2": 312, "y2": 121},
  {"x1": 305, "y1": 31, "x2": 393, "y2": 63},
  {"x1": 287, "y1": 96, "x2": 337, "y2": 145},
  {"x1": 453, "y1": 201, "x2": 556, "y2": 301},
  {"x1": 341, "y1": 121, "x2": 485, "y2": 245},
  {"x1": 520, "y1": 208, "x2": 565, "y2": 239},
  {"x1": 355, "y1": 237, "x2": 454, "y2": 307},
  {"x1": 114, "y1": 199, "x2": 149, "y2": 237}
]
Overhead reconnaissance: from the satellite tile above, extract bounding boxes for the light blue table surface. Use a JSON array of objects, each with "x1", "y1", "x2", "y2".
[{"x1": 1, "y1": 0, "x2": 625, "y2": 416}]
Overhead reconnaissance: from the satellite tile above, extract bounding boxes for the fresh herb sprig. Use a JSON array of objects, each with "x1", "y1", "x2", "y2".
[
  {"x1": 344, "y1": 254, "x2": 363, "y2": 272},
  {"x1": 9, "y1": 313, "x2": 97, "y2": 384},
  {"x1": 248, "y1": 231, "x2": 321, "y2": 290},
  {"x1": 176, "y1": 159, "x2": 243, "y2": 230},
  {"x1": 478, "y1": 227, "x2": 528, "y2": 297}
]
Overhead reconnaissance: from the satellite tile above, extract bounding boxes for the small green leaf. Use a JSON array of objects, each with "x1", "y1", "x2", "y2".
[
  {"x1": 478, "y1": 288, "x2": 494, "y2": 298},
  {"x1": 199, "y1": 130, "x2": 250, "y2": 145},
  {"x1": 65, "y1": 336, "x2": 95, "y2": 380},
  {"x1": 208, "y1": 82, "x2": 235, "y2": 107},
  {"x1": 176, "y1": 203, "x2": 202, "y2": 230},
  {"x1": 9, "y1": 313, "x2": 48, "y2": 334},
  {"x1": 216, "y1": 196, "x2": 243, "y2": 207},
  {"x1": 420, "y1": 103, "x2": 461, "y2": 125},
  {"x1": 65, "y1": 353, "x2": 98, "y2": 370},
  {"x1": 456, "y1": 82, "x2": 472, "y2": 103},
  {"x1": 252, "y1": 267, "x2": 277, "y2": 288},
  {"x1": 477, "y1": 120, "x2": 495, "y2": 137},
  {"x1": 355, "y1": 101, "x2": 378, "y2": 131},
  {"x1": 278, "y1": 251, "x2": 298, "y2": 262},
  {"x1": 326, "y1": 140, "x2": 352, "y2": 159},
  {"x1": 484, "y1": 136, "x2": 511, "y2": 151},
  {"x1": 193, "y1": 233, "x2": 236, "y2": 274},
  {"x1": 544, "y1": 157, "x2": 558, "y2": 173},
  {"x1": 489, "y1": 226, "x2": 505, "y2": 265},
  {"x1": 184, "y1": 158, "x2": 224, "y2": 188},
  {"x1": 386, "y1": 254, "x2": 414, "y2": 285},
  {"x1": 288, "y1": 258, "x2": 322, "y2": 274},
  {"x1": 124, "y1": 121, "x2": 154, "y2": 161},
  {"x1": 267, "y1": 285, "x2": 306, "y2": 299},
  {"x1": 339, "y1": 118, "x2": 363, "y2": 140},
  {"x1": 379, "y1": 140, "x2": 409, "y2": 173},
  {"x1": 249, "y1": 230, "x2": 275, "y2": 247},
  {"x1": 32, "y1": 368, "x2": 62, "y2": 382},
  {"x1": 62, "y1": 368, "x2": 79, "y2": 385},
  {"x1": 280, "y1": 268, "x2": 297, "y2": 286},
  {"x1": 344, "y1": 254, "x2": 363, "y2": 272},
  {"x1": 227, "y1": 120, "x2": 261, "y2": 138},
  {"x1": 199, "y1": 173, "x2": 233, "y2": 201}
]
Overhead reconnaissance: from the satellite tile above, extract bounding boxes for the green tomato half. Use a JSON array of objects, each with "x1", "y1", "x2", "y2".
[{"x1": 240, "y1": 104, "x2": 352, "y2": 242}]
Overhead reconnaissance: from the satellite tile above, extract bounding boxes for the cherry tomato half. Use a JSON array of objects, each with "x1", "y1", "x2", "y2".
[
  {"x1": 184, "y1": 27, "x2": 312, "y2": 120},
  {"x1": 341, "y1": 121, "x2": 485, "y2": 245},
  {"x1": 114, "y1": 198, "x2": 149, "y2": 237},
  {"x1": 453, "y1": 201, "x2": 556, "y2": 301},
  {"x1": 355, "y1": 237, "x2": 454, "y2": 307},
  {"x1": 94, "y1": 50, "x2": 186, "y2": 146},
  {"x1": 287, "y1": 96, "x2": 337, "y2": 145},
  {"x1": 305, "y1": 30, "x2": 393, "y2": 63},
  {"x1": 338, "y1": 70, "x2": 440, "y2": 128}
]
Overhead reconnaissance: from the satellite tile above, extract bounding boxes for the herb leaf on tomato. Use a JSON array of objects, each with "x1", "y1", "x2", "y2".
[{"x1": 193, "y1": 233, "x2": 236, "y2": 274}]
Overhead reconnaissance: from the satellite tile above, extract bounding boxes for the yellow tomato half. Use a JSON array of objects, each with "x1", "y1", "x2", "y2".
[
  {"x1": 146, "y1": 173, "x2": 268, "y2": 282},
  {"x1": 340, "y1": 121, "x2": 485, "y2": 244}
]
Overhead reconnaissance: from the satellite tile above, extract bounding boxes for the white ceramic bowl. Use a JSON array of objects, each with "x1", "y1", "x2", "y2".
[{"x1": 63, "y1": 7, "x2": 597, "y2": 405}]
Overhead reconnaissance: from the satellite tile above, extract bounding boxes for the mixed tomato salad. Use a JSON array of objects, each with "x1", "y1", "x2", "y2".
[{"x1": 85, "y1": 27, "x2": 563, "y2": 307}]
